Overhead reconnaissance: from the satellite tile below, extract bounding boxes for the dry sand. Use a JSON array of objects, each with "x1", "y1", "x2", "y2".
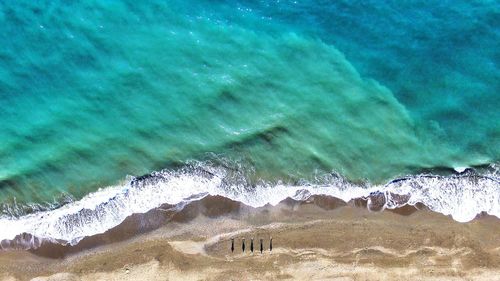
[{"x1": 1, "y1": 196, "x2": 499, "y2": 281}]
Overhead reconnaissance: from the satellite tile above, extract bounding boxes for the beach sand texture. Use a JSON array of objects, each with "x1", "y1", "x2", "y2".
[{"x1": 1, "y1": 196, "x2": 499, "y2": 281}]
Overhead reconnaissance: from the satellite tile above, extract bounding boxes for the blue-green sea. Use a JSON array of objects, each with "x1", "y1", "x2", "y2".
[{"x1": 0, "y1": 1, "x2": 499, "y2": 211}]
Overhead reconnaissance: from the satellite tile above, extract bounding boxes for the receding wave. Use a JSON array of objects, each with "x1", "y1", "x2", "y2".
[{"x1": 0, "y1": 162, "x2": 498, "y2": 248}]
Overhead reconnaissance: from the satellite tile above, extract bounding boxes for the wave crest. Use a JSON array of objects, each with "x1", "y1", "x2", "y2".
[{"x1": 0, "y1": 162, "x2": 498, "y2": 247}]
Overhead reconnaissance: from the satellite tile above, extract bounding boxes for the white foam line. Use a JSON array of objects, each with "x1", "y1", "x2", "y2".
[{"x1": 0, "y1": 166, "x2": 498, "y2": 247}]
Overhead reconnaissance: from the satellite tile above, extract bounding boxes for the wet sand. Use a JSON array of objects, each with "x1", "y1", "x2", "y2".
[{"x1": 1, "y1": 195, "x2": 499, "y2": 281}]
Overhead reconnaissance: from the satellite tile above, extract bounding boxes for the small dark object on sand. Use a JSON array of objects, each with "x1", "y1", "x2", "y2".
[{"x1": 231, "y1": 238, "x2": 234, "y2": 253}]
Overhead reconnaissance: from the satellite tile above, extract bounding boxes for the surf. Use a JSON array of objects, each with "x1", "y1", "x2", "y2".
[{"x1": 0, "y1": 162, "x2": 498, "y2": 249}]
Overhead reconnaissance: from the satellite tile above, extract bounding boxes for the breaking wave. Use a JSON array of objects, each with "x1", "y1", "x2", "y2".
[{"x1": 0, "y1": 162, "x2": 498, "y2": 247}]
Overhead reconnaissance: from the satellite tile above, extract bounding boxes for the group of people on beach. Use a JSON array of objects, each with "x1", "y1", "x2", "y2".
[{"x1": 231, "y1": 237, "x2": 272, "y2": 254}]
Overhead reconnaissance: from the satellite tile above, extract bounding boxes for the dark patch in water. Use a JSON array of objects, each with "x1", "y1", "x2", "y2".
[
  {"x1": 219, "y1": 89, "x2": 238, "y2": 103},
  {"x1": 0, "y1": 178, "x2": 18, "y2": 190},
  {"x1": 230, "y1": 124, "x2": 290, "y2": 148},
  {"x1": 386, "y1": 173, "x2": 500, "y2": 187},
  {"x1": 309, "y1": 154, "x2": 331, "y2": 171},
  {"x1": 409, "y1": 163, "x2": 495, "y2": 178}
]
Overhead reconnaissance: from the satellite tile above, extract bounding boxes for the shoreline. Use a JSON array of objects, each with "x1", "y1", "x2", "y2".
[
  {"x1": 1, "y1": 195, "x2": 499, "y2": 280},
  {"x1": 1, "y1": 170, "x2": 498, "y2": 249}
]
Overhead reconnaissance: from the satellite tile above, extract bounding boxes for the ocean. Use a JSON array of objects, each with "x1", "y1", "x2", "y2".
[{"x1": 0, "y1": 1, "x2": 499, "y2": 245}]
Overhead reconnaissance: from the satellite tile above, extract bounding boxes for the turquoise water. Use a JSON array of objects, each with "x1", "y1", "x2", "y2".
[{"x1": 0, "y1": 1, "x2": 498, "y2": 206}]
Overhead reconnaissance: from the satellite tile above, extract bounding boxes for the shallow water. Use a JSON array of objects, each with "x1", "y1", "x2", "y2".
[
  {"x1": 0, "y1": 162, "x2": 499, "y2": 247},
  {"x1": 0, "y1": 1, "x2": 498, "y2": 211}
]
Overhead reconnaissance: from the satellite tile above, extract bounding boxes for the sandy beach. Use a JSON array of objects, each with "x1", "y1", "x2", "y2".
[
  {"x1": 1, "y1": 1, "x2": 498, "y2": 280},
  {"x1": 1, "y1": 195, "x2": 499, "y2": 281}
]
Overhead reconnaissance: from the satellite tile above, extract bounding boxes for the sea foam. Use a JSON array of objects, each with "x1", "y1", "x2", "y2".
[{"x1": 0, "y1": 163, "x2": 498, "y2": 246}]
